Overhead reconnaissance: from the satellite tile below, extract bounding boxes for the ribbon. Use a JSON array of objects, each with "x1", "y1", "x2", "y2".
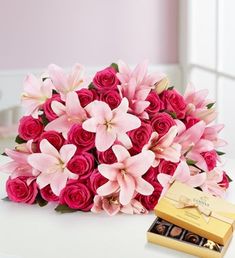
[{"x1": 174, "y1": 195, "x2": 235, "y2": 228}]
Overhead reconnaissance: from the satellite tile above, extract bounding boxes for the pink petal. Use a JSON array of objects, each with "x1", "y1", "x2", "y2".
[
  {"x1": 113, "y1": 98, "x2": 129, "y2": 115},
  {"x1": 66, "y1": 91, "x2": 86, "y2": 119},
  {"x1": 157, "y1": 173, "x2": 171, "y2": 188},
  {"x1": 157, "y1": 143, "x2": 181, "y2": 163},
  {"x1": 135, "y1": 177, "x2": 154, "y2": 195},
  {"x1": 120, "y1": 203, "x2": 134, "y2": 215},
  {"x1": 112, "y1": 113, "x2": 141, "y2": 133},
  {"x1": 132, "y1": 60, "x2": 148, "y2": 83},
  {"x1": 97, "y1": 181, "x2": 119, "y2": 196},
  {"x1": 194, "y1": 139, "x2": 214, "y2": 153},
  {"x1": 45, "y1": 115, "x2": 70, "y2": 135},
  {"x1": 51, "y1": 101, "x2": 66, "y2": 116},
  {"x1": 40, "y1": 139, "x2": 60, "y2": 159},
  {"x1": 85, "y1": 101, "x2": 112, "y2": 123},
  {"x1": 98, "y1": 163, "x2": 122, "y2": 180},
  {"x1": 50, "y1": 172, "x2": 68, "y2": 196},
  {"x1": 82, "y1": 118, "x2": 98, "y2": 132},
  {"x1": 37, "y1": 173, "x2": 55, "y2": 189},
  {"x1": 112, "y1": 145, "x2": 130, "y2": 162},
  {"x1": 60, "y1": 144, "x2": 77, "y2": 164},
  {"x1": 126, "y1": 150, "x2": 155, "y2": 177},
  {"x1": 186, "y1": 173, "x2": 206, "y2": 188},
  {"x1": 157, "y1": 126, "x2": 178, "y2": 148},
  {"x1": 103, "y1": 198, "x2": 120, "y2": 216},
  {"x1": 67, "y1": 63, "x2": 84, "y2": 90},
  {"x1": 48, "y1": 64, "x2": 68, "y2": 94},
  {"x1": 5, "y1": 148, "x2": 28, "y2": 163},
  {"x1": 95, "y1": 124, "x2": 116, "y2": 152},
  {"x1": 91, "y1": 195, "x2": 103, "y2": 213},
  {"x1": 116, "y1": 133, "x2": 133, "y2": 149},
  {"x1": 23, "y1": 74, "x2": 41, "y2": 95},
  {"x1": 117, "y1": 173, "x2": 135, "y2": 205},
  {"x1": 28, "y1": 153, "x2": 58, "y2": 174}
]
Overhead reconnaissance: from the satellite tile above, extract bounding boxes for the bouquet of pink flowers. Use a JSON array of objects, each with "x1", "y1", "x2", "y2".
[{"x1": 0, "y1": 61, "x2": 231, "y2": 215}]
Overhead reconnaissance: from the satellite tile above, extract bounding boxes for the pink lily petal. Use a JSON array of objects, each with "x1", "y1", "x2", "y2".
[
  {"x1": 157, "y1": 126, "x2": 178, "y2": 148},
  {"x1": 51, "y1": 172, "x2": 68, "y2": 196},
  {"x1": 60, "y1": 144, "x2": 77, "y2": 164},
  {"x1": 103, "y1": 198, "x2": 120, "y2": 216},
  {"x1": 37, "y1": 173, "x2": 55, "y2": 189},
  {"x1": 66, "y1": 92, "x2": 86, "y2": 118},
  {"x1": 40, "y1": 139, "x2": 60, "y2": 159},
  {"x1": 67, "y1": 63, "x2": 85, "y2": 90},
  {"x1": 116, "y1": 133, "x2": 133, "y2": 149},
  {"x1": 82, "y1": 117, "x2": 99, "y2": 132},
  {"x1": 51, "y1": 101, "x2": 66, "y2": 116},
  {"x1": 157, "y1": 143, "x2": 181, "y2": 163},
  {"x1": 193, "y1": 139, "x2": 214, "y2": 153},
  {"x1": 126, "y1": 150, "x2": 155, "y2": 177},
  {"x1": 112, "y1": 145, "x2": 130, "y2": 162},
  {"x1": 28, "y1": 153, "x2": 58, "y2": 174},
  {"x1": 98, "y1": 163, "x2": 123, "y2": 181},
  {"x1": 95, "y1": 124, "x2": 116, "y2": 151},
  {"x1": 112, "y1": 113, "x2": 141, "y2": 132},
  {"x1": 135, "y1": 177, "x2": 154, "y2": 195},
  {"x1": 48, "y1": 64, "x2": 67, "y2": 93},
  {"x1": 157, "y1": 173, "x2": 172, "y2": 188},
  {"x1": 97, "y1": 181, "x2": 119, "y2": 196},
  {"x1": 45, "y1": 115, "x2": 70, "y2": 136},
  {"x1": 120, "y1": 203, "x2": 134, "y2": 215},
  {"x1": 117, "y1": 173, "x2": 135, "y2": 205},
  {"x1": 186, "y1": 152, "x2": 208, "y2": 171},
  {"x1": 132, "y1": 60, "x2": 148, "y2": 83},
  {"x1": 186, "y1": 173, "x2": 206, "y2": 188},
  {"x1": 91, "y1": 195, "x2": 103, "y2": 213},
  {"x1": 113, "y1": 97, "x2": 129, "y2": 114}
]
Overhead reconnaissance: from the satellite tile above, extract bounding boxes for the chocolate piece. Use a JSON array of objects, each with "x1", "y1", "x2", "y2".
[
  {"x1": 155, "y1": 224, "x2": 167, "y2": 235},
  {"x1": 203, "y1": 240, "x2": 221, "y2": 252},
  {"x1": 169, "y1": 226, "x2": 183, "y2": 238},
  {"x1": 184, "y1": 232, "x2": 200, "y2": 244}
]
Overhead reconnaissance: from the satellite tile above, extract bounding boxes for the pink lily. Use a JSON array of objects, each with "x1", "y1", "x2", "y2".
[
  {"x1": 175, "y1": 121, "x2": 214, "y2": 171},
  {"x1": 200, "y1": 168, "x2": 225, "y2": 197},
  {"x1": 48, "y1": 63, "x2": 89, "y2": 100},
  {"x1": 82, "y1": 98, "x2": 141, "y2": 152},
  {"x1": 202, "y1": 124, "x2": 227, "y2": 148},
  {"x1": 0, "y1": 140, "x2": 39, "y2": 179},
  {"x1": 157, "y1": 161, "x2": 206, "y2": 197},
  {"x1": 45, "y1": 91, "x2": 87, "y2": 137},
  {"x1": 28, "y1": 139, "x2": 77, "y2": 196},
  {"x1": 117, "y1": 60, "x2": 165, "y2": 118},
  {"x1": 91, "y1": 194, "x2": 147, "y2": 216},
  {"x1": 97, "y1": 145, "x2": 155, "y2": 205},
  {"x1": 21, "y1": 75, "x2": 53, "y2": 118},
  {"x1": 184, "y1": 83, "x2": 217, "y2": 124},
  {"x1": 143, "y1": 126, "x2": 181, "y2": 167}
]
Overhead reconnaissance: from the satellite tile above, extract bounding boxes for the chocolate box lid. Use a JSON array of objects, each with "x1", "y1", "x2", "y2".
[{"x1": 154, "y1": 181, "x2": 235, "y2": 245}]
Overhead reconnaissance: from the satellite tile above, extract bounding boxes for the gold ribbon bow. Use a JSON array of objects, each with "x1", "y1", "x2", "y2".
[{"x1": 175, "y1": 195, "x2": 235, "y2": 227}]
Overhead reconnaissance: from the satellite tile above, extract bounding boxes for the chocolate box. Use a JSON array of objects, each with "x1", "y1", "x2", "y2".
[{"x1": 147, "y1": 181, "x2": 235, "y2": 257}]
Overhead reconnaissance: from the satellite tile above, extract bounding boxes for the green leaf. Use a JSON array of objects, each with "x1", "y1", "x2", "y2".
[
  {"x1": 110, "y1": 63, "x2": 119, "y2": 72},
  {"x1": 88, "y1": 82, "x2": 95, "y2": 90},
  {"x1": 166, "y1": 111, "x2": 177, "y2": 119},
  {"x1": 216, "y1": 150, "x2": 225, "y2": 156},
  {"x1": 186, "y1": 159, "x2": 197, "y2": 166},
  {"x1": 168, "y1": 86, "x2": 174, "y2": 90},
  {"x1": 2, "y1": 196, "x2": 10, "y2": 201},
  {"x1": 55, "y1": 204, "x2": 78, "y2": 214},
  {"x1": 36, "y1": 195, "x2": 48, "y2": 207},
  {"x1": 226, "y1": 174, "x2": 233, "y2": 183},
  {"x1": 15, "y1": 135, "x2": 26, "y2": 144},
  {"x1": 206, "y1": 102, "x2": 215, "y2": 109}
]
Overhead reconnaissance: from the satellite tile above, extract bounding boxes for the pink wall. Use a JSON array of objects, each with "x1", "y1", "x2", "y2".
[{"x1": 0, "y1": 0, "x2": 178, "y2": 70}]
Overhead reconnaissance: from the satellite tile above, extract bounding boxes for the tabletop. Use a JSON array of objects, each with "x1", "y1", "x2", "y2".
[{"x1": 0, "y1": 155, "x2": 235, "y2": 258}]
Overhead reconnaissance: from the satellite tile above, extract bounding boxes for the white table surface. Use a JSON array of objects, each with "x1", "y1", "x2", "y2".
[{"x1": 0, "y1": 155, "x2": 235, "y2": 258}]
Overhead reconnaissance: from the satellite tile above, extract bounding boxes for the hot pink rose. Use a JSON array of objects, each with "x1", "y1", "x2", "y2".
[
  {"x1": 18, "y1": 116, "x2": 43, "y2": 141},
  {"x1": 93, "y1": 67, "x2": 119, "y2": 91},
  {"x1": 218, "y1": 172, "x2": 230, "y2": 189},
  {"x1": 161, "y1": 89, "x2": 187, "y2": 119},
  {"x1": 38, "y1": 131, "x2": 64, "y2": 150},
  {"x1": 97, "y1": 148, "x2": 117, "y2": 164},
  {"x1": 145, "y1": 91, "x2": 164, "y2": 116},
  {"x1": 151, "y1": 113, "x2": 175, "y2": 137},
  {"x1": 128, "y1": 122, "x2": 152, "y2": 152},
  {"x1": 185, "y1": 115, "x2": 200, "y2": 129},
  {"x1": 90, "y1": 169, "x2": 108, "y2": 193},
  {"x1": 100, "y1": 90, "x2": 121, "y2": 109},
  {"x1": 136, "y1": 182, "x2": 163, "y2": 211},
  {"x1": 67, "y1": 153, "x2": 94, "y2": 180},
  {"x1": 40, "y1": 185, "x2": 59, "y2": 202},
  {"x1": 6, "y1": 176, "x2": 38, "y2": 204},
  {"x1": 76, "y1": 88, "x2": 98, "y2": 108},
  {"x1": 201, "y1": 150, "x2": 217, "y2": 171},
  {"x1": 43, "y1": 93, "x2": 63, "y2": 121},
  {"x1": 143, "y1": 167, "x2": 159, "y2": 183},
  {"x1": 67, "y1": 124, "x2": 95, "y2": 152},
  {"x1": 158, "y1": 160, "x2": 178, "y2": 176},
  {"x1": 59, "y1": 180, "x2": 94, "y2": 211}
]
